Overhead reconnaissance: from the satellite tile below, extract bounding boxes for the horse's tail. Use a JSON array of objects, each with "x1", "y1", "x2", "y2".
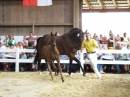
[
  {"x1": 35, "y1": 37, "x2": 41, "y2": 51},
  {"x1": 34, "y1": 37, "x2": 41, "y2": 64}
]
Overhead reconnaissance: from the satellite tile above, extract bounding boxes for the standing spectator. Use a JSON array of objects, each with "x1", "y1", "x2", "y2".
[
  {"x1": 81, "y1": 32, "x2": 101, "y2": 79},
  {"x1": 3, "y1": 34, "x2": 9, "y2": 47},
  {"x1": 122, "y1": 32, "x2": 128, "y2": 43},
  {"x1": 26, "y1": 32, "x2": 37, "y2": 43},
  {"x1": 97, "y1": 44, "x2": 105, "y2": 74},
  {"x1": 108, "y1": 30, "x2": 115, "y2": 49}
]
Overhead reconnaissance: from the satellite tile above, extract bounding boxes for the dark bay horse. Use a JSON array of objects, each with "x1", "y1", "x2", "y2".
[
  {"x1": 34, "y1": 28, "x2": 86, "y2": 76},
  {"x1": 41, "y1": 32, "x2": 64, "y2": 82}
]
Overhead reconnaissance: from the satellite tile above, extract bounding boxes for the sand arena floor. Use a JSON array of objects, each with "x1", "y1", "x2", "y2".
[{"x1": 0, "y1": 72, "x2": 130, "y2": 97}]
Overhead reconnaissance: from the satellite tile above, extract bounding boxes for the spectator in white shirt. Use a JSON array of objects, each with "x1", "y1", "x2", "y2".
[{"x1": 0, "y1": 40, "x2": 6, "y2": 58}]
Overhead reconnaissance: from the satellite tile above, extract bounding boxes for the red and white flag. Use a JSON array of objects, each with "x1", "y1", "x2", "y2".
[{"x1": 23, "y1": 0, "x2": 52, "y2": 6}]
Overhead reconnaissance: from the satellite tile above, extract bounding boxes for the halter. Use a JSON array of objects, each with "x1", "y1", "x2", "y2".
[{"x1": 73, "y1": 31, "x2": 84, "y2": 50}]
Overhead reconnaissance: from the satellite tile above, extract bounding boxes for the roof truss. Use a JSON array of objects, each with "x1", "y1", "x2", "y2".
[
  {"x1": 83, "y1": 0, "x2": 92, "y2": 9},
  {"x1": 97, "y1": 0, "x2": 105, "y2": 9},
  {"x1": 127, "y1": 0, "x2": 130, "y2": 8},
  {"x1": 112, "y1": 0, "x2": 117, "y2": 8}
]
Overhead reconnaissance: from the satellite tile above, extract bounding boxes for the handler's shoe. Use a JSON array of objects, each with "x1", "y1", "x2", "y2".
[
  {"x1": 100, "y1": 71, "x2": 105, "y2": 74},
  {"x1": 98, "y1": 76, "x2": 102, "y2": 79}
]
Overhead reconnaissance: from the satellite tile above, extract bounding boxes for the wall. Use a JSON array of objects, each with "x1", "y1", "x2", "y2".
[{"x1": 0, "y1": 0, "x2": 82, "y2": 36}]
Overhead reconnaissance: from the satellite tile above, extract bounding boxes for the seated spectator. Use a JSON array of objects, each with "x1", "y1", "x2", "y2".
[
  {"x1": 5, "y1": 44, "x2": 16, "y2": 71},
  {"x1": 17, "y1": 42, "x2": 27, "y2": 71},
  {"x1": 115, "y1": 44, "x2": 126, "y2": 73},
  {"x1": 126, "y1": 44, "x2": 130, "y2": 73},
  {"x1": 26, "y1": 41, "x2": 37, "y2": 71},
  {"x1": 3, "y1": 34, "x2": 9, "y2": 47},
  {"x1": 60, "y1": 55, "x2": 69, "y2": 72},
  {"x1": 101, "y1": 36, "x2": 108, "y2": 44},
  {"x1": 95, "y1": 36, "x2": 102, "y2": 44},
  {"x1": 17, "y1": 42, "x2": 27, "y2": 59},
  {"x1": 22, "y1": 36, "x2": 28, "y2": 48},
  {"x1": 7, "y1": 35, "x2": 16, "y2": 46},
  {"x1": 0, "y1": 40, "x2": 7, "y2": 71}
]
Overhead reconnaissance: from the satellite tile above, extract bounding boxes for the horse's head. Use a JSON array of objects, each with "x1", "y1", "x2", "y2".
[
  {"x1": 67, "y1": 28, "x2": 84, "y2": 50},
  {"x1": 51, "y1": 32, "x2": 57, "y2": 47}
]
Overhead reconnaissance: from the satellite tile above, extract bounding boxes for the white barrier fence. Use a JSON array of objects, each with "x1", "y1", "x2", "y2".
[{"x1": 0, "y1": 49, "x2": 130, "y2": 72}]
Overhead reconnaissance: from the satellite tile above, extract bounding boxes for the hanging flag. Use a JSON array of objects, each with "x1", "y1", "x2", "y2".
[{"x1": 23, "y1": 0, "x2": 52, "y2": 6}]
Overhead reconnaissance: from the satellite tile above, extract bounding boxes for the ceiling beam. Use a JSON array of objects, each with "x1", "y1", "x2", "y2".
[
  {"x1": 127, "y1": 0, "x2": 130, "y2": 8},
  {"x1": 84, "y1": 0, "x2": 92, "y2": 9},
  {"x1": 97, "y1": 0, "x2": 104, "y2": 9},
  {"x1": 112, "y1": 0, "x2": 117, "y2": 8}
]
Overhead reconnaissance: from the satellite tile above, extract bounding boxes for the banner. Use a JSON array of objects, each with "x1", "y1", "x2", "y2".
[{"x1": 23, "y1": 0, "x2": 52, "y2": 6}]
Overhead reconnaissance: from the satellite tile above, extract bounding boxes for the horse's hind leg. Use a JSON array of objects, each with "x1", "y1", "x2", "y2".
[
  {"x1": 38, "y1": 58, "x2": 41, "y2": 75},
  {"x1": 57, "y1": 60, "x2": 64, "y2": 82},
  {"x1": 47, "y1": 61, "x2": 54, "y2": 80},
  {"x1": 51, "y1": 61, "x2": 58, "y2": 76}
]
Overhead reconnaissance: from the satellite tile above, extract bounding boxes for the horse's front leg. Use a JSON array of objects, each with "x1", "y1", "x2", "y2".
[
  {"x1": 73, "y1": 57, "x2": 86, "y2": 76},
  {"x1": 69, "y1": 58, "x2": 73, "y2": 77},
  {"x1": 47, "y1": 61, "x2": 54, "y2": 80},
  {"x1": 57, "y1": 58, "x2": 64, "y2": 82},
  {"x1": 50, "y1": 60, "x2": 57, "y2": 76}
]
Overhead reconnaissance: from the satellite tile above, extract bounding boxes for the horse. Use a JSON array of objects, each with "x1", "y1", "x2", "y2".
[
  {"x1": 34, "y1": 28, "x2": 86, "y2": 76},
  {"x1": 41, "y1": 32, "x2": 64, "y2": 82}
]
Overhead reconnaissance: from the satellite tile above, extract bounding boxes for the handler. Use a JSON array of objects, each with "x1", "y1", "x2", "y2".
[{"x1": 81, "y1": 32, "x2": 102, "y2": 79}]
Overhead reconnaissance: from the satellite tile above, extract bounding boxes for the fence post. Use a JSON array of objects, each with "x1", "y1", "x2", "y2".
[
  {"x1": 80, "y1": 50, "x2": 84, "y2": 73},
  {"x1": 15, "y1": 48, "x2": 19, "y2": 72}
]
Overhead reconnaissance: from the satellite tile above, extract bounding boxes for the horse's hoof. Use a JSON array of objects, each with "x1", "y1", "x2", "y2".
[
  {"x1": 52, "y1": 78, "x2": 55, "y2": 80},
  {"x1": 83, "y1": 73, "x2": 86, "y2": 76},
  {"x1": 68, "y1": 74, "x2": 72, "y2": 77},
  {"x1": 62, "y1": 80, "x2": 64, "y2": 83},
  {"x1": 38, "y1": 72, "x2": 41, "y2": 75}
]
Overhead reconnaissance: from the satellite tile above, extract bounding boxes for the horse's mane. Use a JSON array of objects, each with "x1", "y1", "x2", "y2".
[
  {"x1": 67, "y1": 28, "x2": 82, "y2": 37},
  {"x1": 59, "y1": 28, "x2": 84, "y2": 50},
  {"x1": 68, "y1": 28, "x2": 81, "y2": 33}
]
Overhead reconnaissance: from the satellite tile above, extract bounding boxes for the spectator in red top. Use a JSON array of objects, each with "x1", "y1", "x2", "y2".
[
  {"x1": 26, "y1": 32, "x2": 37, "y2": 43},
  {"x1": 101, "y1": 35, "x2": 108, "y2": 44}
]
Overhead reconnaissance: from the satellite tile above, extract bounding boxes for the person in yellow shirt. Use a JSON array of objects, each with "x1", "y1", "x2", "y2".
[{"x1": 81, "y1": 32, "x2": 101, "y2": 79}]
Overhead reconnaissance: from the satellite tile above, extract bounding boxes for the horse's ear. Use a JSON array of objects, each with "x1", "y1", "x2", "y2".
[
  {"x1": 55, "y1": 32, "x2": 57, "y2": 36},
  {"x1": 85, "y1": 30, "x2": 88, "y2": 34}
]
